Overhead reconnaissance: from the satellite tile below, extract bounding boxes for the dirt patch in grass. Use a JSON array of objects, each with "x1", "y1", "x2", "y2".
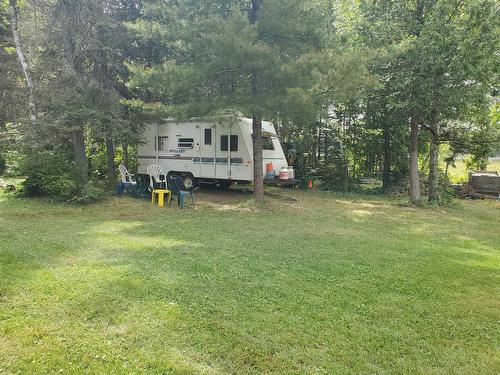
[
  {"x1": 194, "y1": 185, "x2": 253, "y2": 205},
  {"x1": 194, "y1": 185, "x2": 299, "y2": 207}
]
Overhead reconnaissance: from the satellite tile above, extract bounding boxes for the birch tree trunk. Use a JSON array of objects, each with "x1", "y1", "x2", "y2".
[{"x1": 8, "y1": 0, "x2": 36, "y2": 126}]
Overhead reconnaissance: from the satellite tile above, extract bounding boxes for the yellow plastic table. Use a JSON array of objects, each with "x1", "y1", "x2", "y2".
[{"x1": 151, "y1": 189, "x2": 171, "y2": 208}]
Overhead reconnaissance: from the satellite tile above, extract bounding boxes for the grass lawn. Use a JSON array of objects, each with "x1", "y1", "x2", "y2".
[{"x1": 0, "y1": 188, "x2": 499, "y2": 374}]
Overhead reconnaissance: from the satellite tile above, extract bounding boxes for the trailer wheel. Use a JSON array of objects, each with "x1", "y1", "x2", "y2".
[
  {"x1": 180, "y1": 174, "x2": 195, "y2": 189},
  {"x1": 167, "y1": 172, "x2": 196, "y2": 189}
]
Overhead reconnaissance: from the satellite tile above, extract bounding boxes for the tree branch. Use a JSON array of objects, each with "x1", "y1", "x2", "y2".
[{"x1": 315, "y1": 66, "x2": 356, "y2": 96}]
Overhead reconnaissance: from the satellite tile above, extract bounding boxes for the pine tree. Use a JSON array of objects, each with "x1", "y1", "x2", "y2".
[{"x1": 127, "y1": 0, "x2": 324, "y2": 202}]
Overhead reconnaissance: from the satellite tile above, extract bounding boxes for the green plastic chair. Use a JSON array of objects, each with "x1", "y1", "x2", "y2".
[
  {"x1": 132, "y1": 174, "x2": 152, "y2": 199},
  {"x1": 167, "y1": 176, "x2": 195, "y2": 208}
]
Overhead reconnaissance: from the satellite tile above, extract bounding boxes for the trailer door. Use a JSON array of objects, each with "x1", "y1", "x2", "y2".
[
  {"x1": 199, "y1": 125, "x2": 216, "y2": 178},
  {"x1": 215, "y1": 126, "x2": 231, "y2": 180}
]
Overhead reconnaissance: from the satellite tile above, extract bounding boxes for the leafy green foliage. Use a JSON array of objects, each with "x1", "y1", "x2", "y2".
[
  {"x1": 21, "y1": 150, "x2": 78, "y2": 198},
  {"x1": 127, "y1": 0, "x2": 320, "y2": 118},
  {"x1": 1, "y1": 0, "x2": 498, "y2": 198}
]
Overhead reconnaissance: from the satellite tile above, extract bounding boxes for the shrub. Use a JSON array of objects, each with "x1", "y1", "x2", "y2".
[
  {"x1": 22, "y1": 150, "x2": 112, "y2": 203},
  {"x1": 22, "y1": 151, "x2": 78, "y2": 199},
  {"x1": 69, "y1": 180, "x2": 110, "y2": 204},
  {"x1": 312, "y1": 164, "x2": 358, "y2": 192}
]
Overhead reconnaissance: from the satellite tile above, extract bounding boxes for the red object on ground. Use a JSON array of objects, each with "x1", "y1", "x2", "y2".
[{"x1": 308, "y1": 179, "x2": 313, "y2": 189}]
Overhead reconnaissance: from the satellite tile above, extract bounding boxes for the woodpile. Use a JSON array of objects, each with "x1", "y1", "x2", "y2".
[
  {"x1": 462, "y1": 171, "x2": 500, "y2": 199},
  {"x1": 458, "y1": 183, "x2": 498, "y2": 200}
]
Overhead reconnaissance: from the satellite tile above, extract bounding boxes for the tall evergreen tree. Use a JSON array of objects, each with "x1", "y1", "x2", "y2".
[{"x1": 127, "y1": 0, "x2": 325, "y2": 202}]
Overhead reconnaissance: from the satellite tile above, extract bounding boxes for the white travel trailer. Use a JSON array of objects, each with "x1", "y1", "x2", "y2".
[{"x1": 137, "y1": 115, "x2": 290, "y2": 188}]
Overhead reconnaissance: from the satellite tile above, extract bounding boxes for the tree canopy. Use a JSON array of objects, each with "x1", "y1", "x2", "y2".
[{"x1": 0, "y1": 0, "x2": 498, "y2": 203}]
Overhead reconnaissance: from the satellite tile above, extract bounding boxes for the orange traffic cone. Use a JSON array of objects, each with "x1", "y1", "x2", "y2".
[{"x1": 308, "y1": 179, "x2": 313, "y2": 189}]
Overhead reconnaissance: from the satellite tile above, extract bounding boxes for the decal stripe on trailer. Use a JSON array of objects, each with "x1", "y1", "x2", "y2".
[
  {"x1": 137, "y1": 155, "x2": 243, "y2": 165},
  {"x1": 138, "y1": 155, "x2": 195, "y2": 161}
]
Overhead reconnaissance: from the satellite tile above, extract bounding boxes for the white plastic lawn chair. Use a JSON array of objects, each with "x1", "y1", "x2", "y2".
[
  {"x1": 146, "y1": 164, "x2": 171, "y2": 207},
  {"x1": 118, "y1": 164, "x2": 136, "y2": 184},
  {"x1": 146, "y1": 164, "x2": 167, "y2": 189},
  {"x1": 116, "y1": 164, "x2": 136, "y2": 195}
]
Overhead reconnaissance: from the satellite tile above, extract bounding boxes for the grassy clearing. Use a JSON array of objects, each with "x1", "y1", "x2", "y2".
[
  {"x1": 0, "y1": 188, "x2": 499, "y2": 374},
  {"x1": 448, "y1": 158, "x2": 500, "y2": 183}
]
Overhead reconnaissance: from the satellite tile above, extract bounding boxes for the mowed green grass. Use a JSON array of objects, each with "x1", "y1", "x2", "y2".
[{"x1": 0, "y1": 189, "x2": 499, "y2": 374}]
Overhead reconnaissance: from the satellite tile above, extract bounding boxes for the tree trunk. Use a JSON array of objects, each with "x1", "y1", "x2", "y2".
[
  {"x1": 252, "y1": 115, "x2": 264, "y2": 203},
  {"x1": 343, "y1": 154, "x2": 349, "y2": 193},
  {"x1": 324, "y1": 132, "x2": 329, "y2": 166},
  {"x1": 57, "y1": 0, "x2": 86, "y2": 189},
  {"x1": 406, "y1": 0, "x2": 425, "y2": 204},
  {"x1": 352, "y1": 119, "x2": 357, "y2": 179},
  {"x1": 122, "y1": 142, "x2": 129, "y2": 169},
  {"x1": 250, "y1": 0, "x2": 260, "y2": 23},
  {"x1": 8, "y1": 0, "x2": 36, "y2": 126},
  {"x1": 31, "y1": 0, "x2": 38, "y2": 32},
  {"x1": 428, "y1": 123, "x2": 440, "y2": 202},
  {"x1": 382, "y1": 124, "x2": 391, "y2": 190},
  {"x1": 317, "y1": 121, "x2": 321, "y2": 164},
  {"x1": 250, "y1": 0, "x2": 264, "y2": 203},
  {"x1": 409, "y1": 116, "x2": 421, "y2": 204},
  {"x1": 105, "y1": 125, "x2": 116, "y2": 186},
  {"x1": 72, "y1": 126, "x2": 88, "y2": 189}
]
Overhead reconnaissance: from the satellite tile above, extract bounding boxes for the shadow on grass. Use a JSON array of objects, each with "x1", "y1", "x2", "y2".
[{"x1": 1, "y1": 194, "x2": 499, "y2": 373}]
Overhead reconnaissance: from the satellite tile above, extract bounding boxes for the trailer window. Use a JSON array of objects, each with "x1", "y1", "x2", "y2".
[
  {"x1": 204, "y1": 128, "x2": 212, "y2": 145},
  {"x1": 262, "y1": 137, "x2": 274, "y2": 150},
  {"x1": 220, "y1": 135, "x2": 228, "y2": 151},
  {"x1": 158, "y1": 136, "x2": 168, "y2": 151},
  {"x1": 178, "y1": 138, "x2": 194, "y2": 148},
  {"x1": 230, "y1": 135, "x2": 238, "y2": 152},
  {"x1": 220, "y1": 135, "x2": 238, "y2": 151}
]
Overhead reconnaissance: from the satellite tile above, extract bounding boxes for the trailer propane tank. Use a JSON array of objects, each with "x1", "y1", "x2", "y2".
[
  {"x1": 279, "y1": 167, "x2": 290, "y2": 180},
  {"x1": 266, "y1": 162, "x2": 274, "y2": 173},
  {"x1": 288, "y1": 166, "x2": 294, "y2": 180},
  {"x1": 265, "y1": 162, "x2": 275, "y2": 179}
]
